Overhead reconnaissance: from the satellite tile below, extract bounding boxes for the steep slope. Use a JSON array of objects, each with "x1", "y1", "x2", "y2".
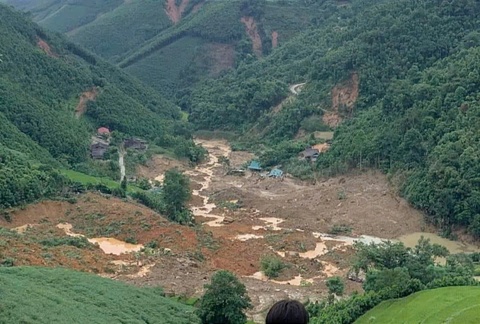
[
  {"x1": 356, "y1": 287, "x2": 480, "y2": 324},
  {"x1": 0, "y1": 4, "x2": 196, "y2": 209},
  {"x1": 186, "y1": 0, "x2": 480, "y2": 234},
  {"x1": 0, "y1": 267, "x2": 199, "y2": 323},
  {"x1": 4, "y1": 0, "x2": 334, "y2": 96}
]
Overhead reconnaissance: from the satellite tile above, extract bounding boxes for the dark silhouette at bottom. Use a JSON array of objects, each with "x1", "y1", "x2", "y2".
[{"x1": 266, "y1": 300, "x2": 309, "y2": 324}]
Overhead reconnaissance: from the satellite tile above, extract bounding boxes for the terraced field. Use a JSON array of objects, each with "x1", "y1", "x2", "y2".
[{"x1": 356, "y1": 287, "x2": 480, "y2": 324}]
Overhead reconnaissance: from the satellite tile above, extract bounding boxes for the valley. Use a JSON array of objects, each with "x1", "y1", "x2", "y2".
[{"x1": 3, "y1": 138, "x2": 476, "y2": 322}]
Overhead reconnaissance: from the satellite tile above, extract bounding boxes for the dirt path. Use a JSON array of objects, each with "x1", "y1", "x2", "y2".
[
  {"x1": 289, "y1": 83, "x2": 306, "y2": 95},
  {"x1": 241, "y1": 16, "x2": 263, "y2": 58},
  {"x1": 165, "y1": 0, "x2": 189, "y2": 23},
  {"x1": 119, "y1": 144, "x2": 126, "y2": 181}
]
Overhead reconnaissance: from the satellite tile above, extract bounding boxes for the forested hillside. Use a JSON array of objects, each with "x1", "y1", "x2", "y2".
[
  {"x1": 3, "y1": 0, "x2": 334, "y2": 96},
  {"x1": 186, "y1": 0, "x2": 480, "y2": 235},
  {"x1": 0, "y1": 4, "x2": 196, "y2": 209}
]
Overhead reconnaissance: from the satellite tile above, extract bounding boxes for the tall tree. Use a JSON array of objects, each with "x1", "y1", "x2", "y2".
[
  {"x1": 162, "y1": 168, "x2": 192, "y2": 224},
  {"x1": 197, "y1": 270, "x2": 252, "y2": 324}
]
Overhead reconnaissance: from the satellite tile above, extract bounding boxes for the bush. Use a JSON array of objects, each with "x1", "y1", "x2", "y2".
[{"x1": 261, "y1": 256, "x2": 285, "y2": 279}]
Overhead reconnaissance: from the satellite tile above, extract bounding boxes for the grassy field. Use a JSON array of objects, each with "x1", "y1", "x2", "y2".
[
  {"x1": 60, "y1": 169, "x2": 143, "y2": 193},
  {"x1": 0, "y1": 267, "x2": 199, "y2": 324},
  {"x1": 356, "y1": 287, "x2": 480, "y2": 324}
]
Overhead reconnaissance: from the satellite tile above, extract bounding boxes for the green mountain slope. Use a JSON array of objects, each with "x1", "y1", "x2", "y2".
[
  {"x1": 0, "y1": 4, "x2": 197, "y2": 209},
  {"x1": 356, "y1": 286, "x2": 480, "y2": 324},
  {"x1": 186, "y1": 0, "x2": 480, "y2": 235},
  {"x1": 0, "y1": 266, "x2": 199, "y2": 323},
  {"x1": 4, "y1": 0, "x2": 334, "y2": 96}
]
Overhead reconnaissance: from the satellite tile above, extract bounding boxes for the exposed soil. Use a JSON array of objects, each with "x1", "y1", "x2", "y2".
[
  {"x1": 165, "y1": 0, "x2": 189, "y2": 24},
  {"x1": 323, "y1": 72, "x2": 359, "y2": 128},
  {"x1": 75, "y1": 87, "x2": 98, "y2": 118},
  {"x1": 205, "y1": 43, "x2": 236, "y2": 77},
  {"x1": 272, "y1": 31, "x2": 279, "y2": 49},
  {"x1": 37, "y1": 38, "x2": 58, "y2": 58},
  {"x1": 125, "y1": 139, "x2": 434, "y2": 321},
  {"x1": 241, "y1": 16, "x2": 263, "y2": 58},
  {"x1": 3, "y1": 138, "x2": 445, "y2": 322},
  {"x1": 136, "y1": 155, "x2": 188, "y2": 181}
]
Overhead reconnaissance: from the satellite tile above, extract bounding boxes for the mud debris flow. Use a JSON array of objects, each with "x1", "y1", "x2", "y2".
[
  {"x1": 57, "y1": 223, "x2": 143, "y2": 255},
  {"x1": 184, "y1": 140, "x2": 232, "y2": 227}
]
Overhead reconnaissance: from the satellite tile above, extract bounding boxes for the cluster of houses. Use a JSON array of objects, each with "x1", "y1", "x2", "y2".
[{"x1": 90, "y1": 127, "x2": 148, "y2": 160}]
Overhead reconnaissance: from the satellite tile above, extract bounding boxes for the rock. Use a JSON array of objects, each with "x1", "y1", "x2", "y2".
[{"x1": 222, "y1": 216, "x2": 235, "y2": 224}]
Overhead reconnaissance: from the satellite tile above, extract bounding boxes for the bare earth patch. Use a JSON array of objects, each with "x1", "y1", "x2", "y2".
[
  {"x1": 323, "y1": 72, "x2": 359, "y2": 128},
  {"x1": 272, "y1": 31, "x2": 279, "y2": 49},
  {"x1": 165, "y1": 0, "x2": 189, "y2": 23},
  {"x1": 37, "y1": 38, "x2": 58, "y2": 58},
  {"x1": 75, "y1": 87, "x2": 98, "y2": 118},
  {"x1": 241, "y1": 16, "x2": 263, "y2": 58}
]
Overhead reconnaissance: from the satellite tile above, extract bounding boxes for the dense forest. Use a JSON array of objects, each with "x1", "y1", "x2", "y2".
[
  {"x1": 185, "y1": 0, "x2": 480, "y2": 236},
  {"x1": 0, "y1": 4, "x2": 198, "y2": 209}
]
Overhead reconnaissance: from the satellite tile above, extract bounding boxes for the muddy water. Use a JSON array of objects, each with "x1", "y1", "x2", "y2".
[
  {"x1": 184, "y1": 139, "x2": 232, "y2": 227},
  {"x1": 398, "y1": 232, "x2": 480, "y2": 254},
  {"x1": 56, "y1": 223, "x2": 143, "y2": 255},
  {"x1": 252, "y1": 217, "x2": 284, "y2": 231},
  {"x1": 236, "y1": 234, "x2": 264, "y2": 241}
]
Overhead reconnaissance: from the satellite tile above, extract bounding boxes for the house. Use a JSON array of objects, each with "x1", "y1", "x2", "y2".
[
  {"x1": 124, "y1": 138, "x2": 148, "y2": 151},
  {"x1": 91, "y1": 142, "x2": 109, "y2": 159},
  {"x1": 97, "y1": 127, "x2": 110, "y2": 136},
  {"x1": 248, "y1": 160, "x2": 262, "y2": 172},
  {"x1": 299, "y1": 147, "x2": 320, "y2": 162},
  {"x1": 268, "y1": 169, "x2": 284, "y2": 178}
]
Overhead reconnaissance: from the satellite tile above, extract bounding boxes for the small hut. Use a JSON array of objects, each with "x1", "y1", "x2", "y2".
[{"x1": 248, "y1": 160, "x2": 262, "y2": 172}]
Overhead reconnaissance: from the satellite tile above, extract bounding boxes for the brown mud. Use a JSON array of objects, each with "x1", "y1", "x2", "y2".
[
  {"x1": 75, "y1": 87, "x2": 98, "y2": 118},
  {"x1": 241, "y1": 16, "x2": 263, "y2": 58},
  {"x1": 323, "y1": 72, "x2": 359, "y2": 128}
]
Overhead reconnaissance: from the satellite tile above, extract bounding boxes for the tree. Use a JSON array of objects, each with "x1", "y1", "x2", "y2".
[
  {"x1": 162, "y1": 168, "x2": 192, "y2": 224},
  {"x1": 326, "y1": 276, "x2": 345, "y2": 296},
  {"x1": 197, "y1": 270, "x2": 252, "y2": 324}
]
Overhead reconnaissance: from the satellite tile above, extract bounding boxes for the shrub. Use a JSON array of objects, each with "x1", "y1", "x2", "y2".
[{"x1": 261, "y1": 256, "x2": 285, "y2": 278}]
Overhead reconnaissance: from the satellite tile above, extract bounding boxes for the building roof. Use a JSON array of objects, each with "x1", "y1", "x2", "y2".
[
  {"x1": 269, "y1": 169, "x2": 283, "y2": 178},
  {"x1": 300, "y1": 147, "x2": 320, "y2": 158},
  {"x1": 248, "y1": 160, "x2": 262, "y2": 171},
  {"x1": 97, "y1": 127, "x2": 110, "y2": 135}
]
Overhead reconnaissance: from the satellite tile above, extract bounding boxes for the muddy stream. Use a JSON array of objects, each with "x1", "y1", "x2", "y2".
[{"x1": 177, "y1": 139, "x2": 480, "y2": 288}]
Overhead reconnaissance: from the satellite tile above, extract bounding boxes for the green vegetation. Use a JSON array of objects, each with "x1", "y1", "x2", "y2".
[
  {"x1": 0, "y1": 266, "x2": 199, "y2": 323},
  {"x1": 0, "y1": 4, "x2": 200, "y2": 210},
  {"x1": 308, "y1": 237, "x2": 479, "y2": 323},
  {"x1": 185, "y1": 0, "x2": 480, "y2": 235},
  {"x1": 7, "y1": 0, "x2": 340, "y2": 98},
  {"x1": 60, "y1": 169, "x2": 142, "y2": 193},
  {"x1": 197, "y1": 270, "x2": 252, "y2": 324},
  {"x1": 326, "y1": 276, "x2": 345, "y2": 296},
  {"x1": 356, "y1": 286, "x2": 480, "y2": 324},
  {"x1": 162, "y1": 169, "x2": 192, "y2": 224},
  {"x1": 260, "y1": 255, "x2": 285, "y2": 279}
]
